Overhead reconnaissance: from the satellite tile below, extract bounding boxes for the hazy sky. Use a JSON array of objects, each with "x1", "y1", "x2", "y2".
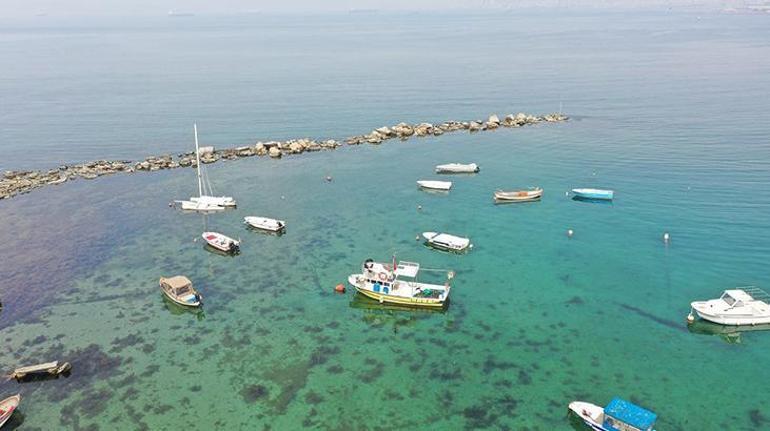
[{"x1": 0, "y1": 0, "x2": 735, "y2": 18}]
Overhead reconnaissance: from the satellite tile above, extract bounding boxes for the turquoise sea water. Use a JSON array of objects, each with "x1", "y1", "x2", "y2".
[{"x1": 1, "y1": 11, "x2": 770, "y2": 430}]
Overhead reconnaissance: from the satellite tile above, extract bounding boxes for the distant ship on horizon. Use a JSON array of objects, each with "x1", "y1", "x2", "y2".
[
  {"x1": 168, "y1": 9, "x2": 195, "y2": 17},
  {"x1": 349, "y1": 8, "x2": 379, "y2": 14}
]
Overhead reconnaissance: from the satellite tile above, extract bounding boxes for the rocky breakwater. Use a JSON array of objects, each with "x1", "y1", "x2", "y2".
[{"x1": 0, "y1": 112, "x2": 566, "y2": 200}]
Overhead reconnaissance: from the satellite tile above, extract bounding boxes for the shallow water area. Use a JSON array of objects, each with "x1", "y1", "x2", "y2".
[{"x1": 1, "y1": 10, "x2": 770, "y2": 431}]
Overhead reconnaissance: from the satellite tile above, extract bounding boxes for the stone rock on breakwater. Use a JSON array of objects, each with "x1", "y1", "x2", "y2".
[{"x1": 0, "y1": 112, "x2": 567, "y2": 200}]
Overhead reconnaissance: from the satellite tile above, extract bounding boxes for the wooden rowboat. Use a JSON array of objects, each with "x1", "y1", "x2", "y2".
[
  {"x1": 494, "y1": 187, "x2": 543, "y2": 202},
  {"x1": 0, "y1": 394, "x2": 20, "y2": 428},
  {"x1": 8, "y1": 361, "x2": 71, "y2": 380}
]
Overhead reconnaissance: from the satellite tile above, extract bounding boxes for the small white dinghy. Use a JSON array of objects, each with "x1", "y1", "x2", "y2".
[
  {"x1": 689, "y1": 287, "x2": 770, "y2": 326},
  {"x1": 202, "y1": 232, "x2": 240, "y2": 254},
  {"x1": 417, "y1": 180, "x2": 452, "y2": 191},
  {"x1": 244, "y1": 216, "x2": 286, "y2": 232},
  {"x1": 422, "y1": 232, "x2": 472, "y2": 252},
  {"x1": 435, "y1": 163, "x2": 479, "y2": 174},
  {"x1": 0, "y1": 394, "x2": 21, "y2": 429}
]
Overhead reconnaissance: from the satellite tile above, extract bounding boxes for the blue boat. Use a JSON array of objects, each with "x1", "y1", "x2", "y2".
[
  {"x1": 569, "y1": 397, "x2": 657, "y2": 431},
  {"x1": 572, "y1": 188, "x2": 614, "y2": 200}
]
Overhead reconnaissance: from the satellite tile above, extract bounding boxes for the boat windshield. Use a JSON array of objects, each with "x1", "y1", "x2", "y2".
[
  {"x1": 175, "y1": 286, "x2": 191, "y2": 295},
  {"x1": 721, "y1": 293, "x2": 736, "y2": 306}
]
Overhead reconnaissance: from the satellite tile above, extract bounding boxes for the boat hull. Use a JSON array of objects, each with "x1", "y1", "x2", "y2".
[
  {"x1": 691, "y1": 309, "x2": 770, "y2": 326},
  {"x1": 0, "y1": 394, "x2": 21, "y2": 428},
  {"x1": 244, "y1": 217, "x2": 286, "y2": 232},
  {"x1": 568, "y1": 402, "x2": 607, "y2": 431},
  {"x1": 417, "y1": 181, "x2": 452, "y2": 191},
  {"x1": 572, "y1": 189, "x2": 614, "y2": 200},
  {"x1": 348, "y1": 275, "x2": 447, "y2": 309},
  {"x1": 494, "y1": 188, "x2": 543, "y2": 202},
  {"x1": 435, "y1": 163, "x2": 479, "y2": 174}
]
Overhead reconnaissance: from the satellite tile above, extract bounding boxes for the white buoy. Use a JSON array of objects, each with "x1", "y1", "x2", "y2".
[
  {"x1": 417, "y1": 205, "x2": 422, "y2": 211},
  {"x1": 281, "y1": 195, "x2": 285, "y2": 200},
  {"x1": 687, "y1": 313, "x2": 694, "y2": 323},
  {"x1": 663, "y1": 232, "x2": 670, "y2": 243},
  {"x1": 567, "y1": 229, "x2": 574, "y2": 238},
  {"x1": 415, "y1": 235, "x2": 420, "y2": 241},
  {"x1": 565, "y1": 191, "x2": 569, "y2": 197}
]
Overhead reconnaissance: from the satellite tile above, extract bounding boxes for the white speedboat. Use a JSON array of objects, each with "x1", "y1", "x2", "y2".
[
  {"x1": 422, "y1": 232, "x2": 472, "y2": 252},
  {"x1": 244, "y1": 216, "x2": 286, "y2": 232},
  {"x1": 435, "y1": 163, "x2": 479, "y2": 174},
  {"x1": 176, "y1": 124, "x2": 235, "y2": 212},
  {"x1": 569, "y1": 398, "x2": 657, "y2": 431},
  {"x1": 348, "y1": 258, "x2": 453, "y2": 308},
  {"x1": 417, "y1": 180, "x2": 452, "y2": 191},
  {"x1": 689, "y1": 287, "x2": 770, "y2": 325},
  {"x1": 202, "y1": 231, "x2": 240, "y2": 254}
]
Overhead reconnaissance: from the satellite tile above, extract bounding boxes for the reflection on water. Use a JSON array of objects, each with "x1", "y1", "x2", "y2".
[
  {"x1": 571, "y1": 196, "x2": 614, "y2": 205},
  {"x1": 687, "y1": 320, "x2": 770, "y2": 345}
]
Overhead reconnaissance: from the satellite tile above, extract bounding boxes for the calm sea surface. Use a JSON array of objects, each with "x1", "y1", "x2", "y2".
[{"x1": 1, "y1": 11, "x2": 769, "y2": 430}]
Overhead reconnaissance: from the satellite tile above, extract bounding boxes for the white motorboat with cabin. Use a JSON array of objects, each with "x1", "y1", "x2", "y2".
[
  {"x1": 435, "y1": 163, "x2": 479, "y2": 174},
  {"x1": 175, "y1": 124, "x2": 236, "y2": 211},
  {"x1": 422, "y1": 232, "x2": 472, "y2": 252},
  {"x1": 159, "y1": 275, "x2": 202, "y2": 307},
  {"x1": 569, "y1": 397, "x2": 657, "y2": 431},
  {"x1": 688, "y1": 287, "x2": 770, "y2": 325},
  {"x1": 417, "y1": 180, "x2": 452, "y2": 191},
  {"x1": 347, "y1": 258, "x2": 453, "y2": 308},
  {"x1": 202, "y1": 231, "x2": 240, "y2": 254},
  {"x1": 244, "y1": 216, "x2": 286, "y2": 232}
]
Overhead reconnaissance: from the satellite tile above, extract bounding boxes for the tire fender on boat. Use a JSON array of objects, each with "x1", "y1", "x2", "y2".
[{"x1": 378, "y1": 272, "x2": 388, "y2": 282}]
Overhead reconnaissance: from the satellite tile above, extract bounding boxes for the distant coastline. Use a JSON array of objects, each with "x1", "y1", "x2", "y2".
[{"x1": 0, "y1": 112, "x2": 567, "y2": 201}]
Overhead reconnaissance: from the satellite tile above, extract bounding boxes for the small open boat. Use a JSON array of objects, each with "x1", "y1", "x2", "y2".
[
  {"x1": 422, "y1": 232, "x2": 472, "y2": 252},
  {"x1": 417, "y1": 180, "x2": 452, "y2": 191},
  {"x1": 159, "y1": 276, "x2": 202, "y2": 307},
  {"x1": 176, "y1": 200, "x2": 225, "y2": 211},
  {"x1": 569, "y1": 397, "x2": 657, "y2": 431},
  {"x1": 688, "y1": 287, "x2": 770, "y2": 326},
  {"x1": 202, "y1": 232, "x2": 240, "y2": 254},
  {"x1": 0, "y1": 394, "x2": 21, "y2": 428},
  {"x1": 494, "y1": 187, "x2": 543, "y2": 202},
  {"x1": 8, "y1": 361, "x2": 71, "y2": 380},
  {"x1": 572, "y1": 188, "x2": 614, "y2": 200},
  {"x1": 435, "y1": 163, "x2": 479, "y2": 174},
  {"x1": 244, "y1": 216, "x2": 286, "y2": 232},
  {"x1": 348, "y1": 258, "x2": 453, "y2": 308}
]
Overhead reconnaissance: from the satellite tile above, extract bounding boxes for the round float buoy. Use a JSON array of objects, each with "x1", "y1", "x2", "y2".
[
  {"x1": 415, "y1": 235, "x2": 420, "y2": 241},
  {"x1": 281, "y1": 195, "x2": 285, "y2": 200},
  {"x1": 334, "y1": 284, "x2": 345, "y2": 293},
  {"x1": 417, "y1": 205, "x2": 422, "y2": 211},
  {"x1": 325, "y1": 176, "x2": 333, "y2": 182},
  {"x1": 565, "y1": 191, "x2": 569, "y2": 197},
  {"x1": 686, "y1": 313, "x2": 694, "y2": 324},
  {"x1": 567, "y1": 229, "x2": 574, "y2": 238},
  {"x1": 663, "y1": 232, "x2": 670, "y2": 243}
]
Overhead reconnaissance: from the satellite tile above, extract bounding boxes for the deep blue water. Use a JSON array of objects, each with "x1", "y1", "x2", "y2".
[{"x1": 0, "y1": 11, "x2": 769, "y2": 430}]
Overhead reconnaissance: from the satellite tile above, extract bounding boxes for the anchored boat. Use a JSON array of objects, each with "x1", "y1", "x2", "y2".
[
  {"x1": 569, "y1": 397, "x2": 657, "y2": 431},
  {"x1": 494, "y1": 187, "x2": 543, "y2": 202},
  {"x1": 348, "y1": 258, "x2": 453, "y2": 308},
  {"x1": 202, "y1": 232, "x2": 240, "y2": 254},
  {"x1": 159, "y1": 276, "x2": 202, "y2": 307},
  {"x1": 176, "y1": 124, "x2": 236, "y2": 211},
  {"x1": 244, "y1": 216, "x2": 286, "y2": 232},
  {"x1": 417, "y1": 180, "x2": 452, "y2": 191},
  {"x1": 422, "y1": 232, "x2": 472, "y2": 253},
  {"x1": 688, "y1": 287, "x2": 770, "y2": 326},
  {"x1": 0, "y1": 394, "x2": 20, "y2": 428},
  {"x1": 572, "y1": 188, "x2": 614, "y2": 200},
  {"x1": 435, "y1": 163, "x2": 479, "y2": 174}
]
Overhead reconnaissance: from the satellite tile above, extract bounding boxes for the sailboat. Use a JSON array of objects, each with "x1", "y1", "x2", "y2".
[{"x1": 176, "y1": 124, "x2": 236, "y2": 211}]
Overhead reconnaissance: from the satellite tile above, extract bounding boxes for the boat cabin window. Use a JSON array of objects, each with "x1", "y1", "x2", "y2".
[
  {"x1": 176, "y1": 286, "x2": 191, "y2": 295},
  {"x1": 721, "y1": 293, "x2": 736, "y2": 306}
]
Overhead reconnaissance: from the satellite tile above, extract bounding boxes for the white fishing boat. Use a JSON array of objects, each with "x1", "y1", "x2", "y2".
[
  {"x1": 202, "y1": 232, "x2": 240, "y2": 254},
  {"x1": 494, "y1": 187, "x2": 543, "y2": 202},
  {"x1": 159, "y1": 276, "x2": 202, "y2": 307},
  {"x1": 0, "y1": 394, "x2": 20, "y2": 428},
  {"x1": 176, "y1": 124, "x2": 235, "y2": 211},
  {"x1": 347, "y1": 258, "x2": 453, "y2": 308},
  {"x1": 569, "y1": 398, "x2": 657, "y2": 431},
  {"x1": 688, "y1": 287, "x2": 770, "y2": 326},
  {"x1": 422, "y1": 232, "x2": 472, "y2": 252},
  {"x1": 417, "y1": 180, "x2": 452, "y2": 191},
  {"x1": 435, "y1": 163, "x2": 479, "y2": 174},
  {"x1": 244, "y1": 216, "x2": 286, "y2": 232}
]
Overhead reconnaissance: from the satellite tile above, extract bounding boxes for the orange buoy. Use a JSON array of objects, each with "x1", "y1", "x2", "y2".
[{"x1": 334, "y1": 284, "x2": 345, "y2": 293}]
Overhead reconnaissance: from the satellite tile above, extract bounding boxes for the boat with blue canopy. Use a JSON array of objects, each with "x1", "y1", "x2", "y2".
[
  {"x1": 572, "y1": 188, "x2": 614, "y2": 200},
  {"x1": 569, "y1": 397, "x2": 657, "y2": 431}
]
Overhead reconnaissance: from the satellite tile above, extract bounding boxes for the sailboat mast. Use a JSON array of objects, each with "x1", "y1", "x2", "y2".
[{"x1": 194, "y1": 123, "x2": 203, "y2": 198}]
